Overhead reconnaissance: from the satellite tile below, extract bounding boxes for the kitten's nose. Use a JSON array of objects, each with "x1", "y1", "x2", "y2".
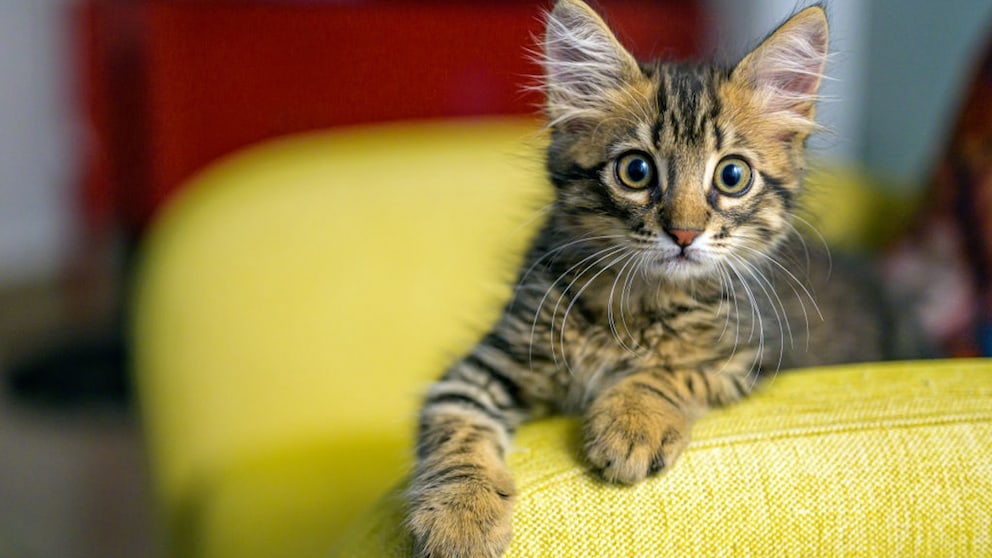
[{"x1": 665, "y1": 228, "x2": 701, "y2": 248}]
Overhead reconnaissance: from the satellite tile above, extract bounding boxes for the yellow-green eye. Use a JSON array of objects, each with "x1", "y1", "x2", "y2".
[
  {"x1": 713, "y1": 156, "x2": 753, "y2": 196},
  {"x1": 615, "y1": 151, "x2": 655, "y2": 189}
]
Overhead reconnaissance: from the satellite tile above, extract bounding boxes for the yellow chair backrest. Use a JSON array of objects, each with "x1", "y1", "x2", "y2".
[{"x1": 133, "y1": 117, "x2": 549, "y2": 542}]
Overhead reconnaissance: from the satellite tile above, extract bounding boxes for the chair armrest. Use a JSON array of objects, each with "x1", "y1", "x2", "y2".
[{"x1": 333, "y1": 359, "x2": 992, "y2": 557}]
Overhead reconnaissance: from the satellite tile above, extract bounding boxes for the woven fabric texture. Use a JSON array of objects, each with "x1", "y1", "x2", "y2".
[{"x1": 334, "y1": 359, "x2": 992, "y2": 557}]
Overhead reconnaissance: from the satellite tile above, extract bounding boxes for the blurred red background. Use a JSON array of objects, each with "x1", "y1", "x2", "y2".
[{"x1": 76, "y1": 0, "x2": 704, "y2": 236}]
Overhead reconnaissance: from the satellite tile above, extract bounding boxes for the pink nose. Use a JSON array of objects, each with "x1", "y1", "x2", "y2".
[{"x1": 666, "y1": 228, "x2": 701, "y2": 247}]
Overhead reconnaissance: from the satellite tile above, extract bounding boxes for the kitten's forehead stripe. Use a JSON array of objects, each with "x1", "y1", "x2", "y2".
[
  {"x1": 712, "y1": 122, "x2": 724, "y2": 151},
  {"x1": 653, "y1": 64, "x2": 726, "y2": 149},
  {"x1": 651, "y1": 121, "x2": 664, "y2": 151},
  {"x1": 672, "y1": 67, "x2": 703, "y2": 143},
  {"x1": 654, "y1": 68, "x2": 668, "y2": 115}
]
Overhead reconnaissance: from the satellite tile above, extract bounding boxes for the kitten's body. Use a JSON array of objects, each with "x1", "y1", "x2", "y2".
[{"x1": 407, "y1": 2, "x2": 924, "y2": 557}]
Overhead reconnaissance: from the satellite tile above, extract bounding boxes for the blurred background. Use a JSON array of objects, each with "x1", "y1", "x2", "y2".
[{"x1": 0, "y1": 0, "x2": 989, "y2": 556}]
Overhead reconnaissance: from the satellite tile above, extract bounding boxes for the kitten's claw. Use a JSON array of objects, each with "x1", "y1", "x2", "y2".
[
  {"x1": 584, "y1": 387, "x2": 692, "y2": 484},
  {"x1": 408, "y1": 465, "x2": 515, "y2": 558}
]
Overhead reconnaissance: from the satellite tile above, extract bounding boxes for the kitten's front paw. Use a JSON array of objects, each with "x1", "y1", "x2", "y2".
[
  {"x1": 407, "y1": 463, "x2": 515, "y2": 558},
  {"x1": 584, "y1": 388, "x2": 692, "y2": 484}
]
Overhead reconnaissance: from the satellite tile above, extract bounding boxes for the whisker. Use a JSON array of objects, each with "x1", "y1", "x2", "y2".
[
  {"x1": 735, "y1": 243, "x2": 824, "y2": 323},
  {"x1": 528, "y1": 244, "x2": 626, "y2": 371},
  {"x1": 714, "y1": 259, "x2": 746, "y2": 376},
  {"x1": 606, "y1": 249, "x2": 642, "y2": 356},
  {"x1": 729, "y1": 253, "x2": 788, "y2": 381},
  {"x1": 732, "y1": 252, "x2": 793, "y2": 348},
  {"x1": 782, "y1": 220, "x2": 813, "y2": 277},
  {"x1": 512, "y1": 233, "x2": 627, "y2": 310},
  {"x1": 723, "y1": 257, "x2": 764, "y2": 380},
  {"x1": 790, "y1": 214, "x2": 833, "y2": 281},
  {"x1": 731, "y1": 241, "x2": 813, "y2": 339},
  {"x1": 713, "y1": 261, "x2": 735, "y2": 344},
  {"x1": 620, "y1": 250, "x2": 649, "y2": 353},
  {"x1": 557, "y1": 248, "x2": 631, "y2": 376}
]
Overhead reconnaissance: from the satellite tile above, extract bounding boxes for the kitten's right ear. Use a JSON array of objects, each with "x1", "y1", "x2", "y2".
[
  {"x1": 541, "y1": 0, "x2": 640, "y2": 127},
  {"x1": 732, "y1": 5, "x2": 830, "y2": 132}
]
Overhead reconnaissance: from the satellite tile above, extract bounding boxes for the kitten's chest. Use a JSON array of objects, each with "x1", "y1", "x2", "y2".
[
  {"x1": 560, "y1": 292, "x2": 743, "y2": 405},
  {"x1": 621, "y1": 300, "x2": 733, "y2": 367}
]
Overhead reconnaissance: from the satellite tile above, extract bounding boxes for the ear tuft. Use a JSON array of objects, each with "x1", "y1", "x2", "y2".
[
  {"x1": 733, "y1": 5, "x2": 830, "y2": 131},
  {"x1": 540, "y1": 0, "x2": 640, "y2": 127}
]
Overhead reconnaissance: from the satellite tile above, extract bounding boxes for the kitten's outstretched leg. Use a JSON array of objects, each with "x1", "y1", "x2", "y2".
[
  {"x1": 408, "y1": 411, "x2": 514, "y2": 558},
  {"x1": 584, "y1": 369, "x2": 750, "y2": 484},
  {"x1": 407, "y1": 355, "x2": 532, "y2": 558}
]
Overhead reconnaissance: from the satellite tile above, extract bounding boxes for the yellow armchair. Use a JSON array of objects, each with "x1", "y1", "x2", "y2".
[{"x1": 132, "y1": 118, "x2": 992, "y2": 558}]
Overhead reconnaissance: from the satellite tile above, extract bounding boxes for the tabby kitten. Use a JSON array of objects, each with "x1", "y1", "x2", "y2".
[{"x1": 407, "y1": 2, "x2": 913, "y2": 556}]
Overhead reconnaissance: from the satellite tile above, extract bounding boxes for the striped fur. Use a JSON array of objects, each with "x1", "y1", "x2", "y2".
[{"x1": 406, "y1": 2, "x2": 919, "y2": 557}]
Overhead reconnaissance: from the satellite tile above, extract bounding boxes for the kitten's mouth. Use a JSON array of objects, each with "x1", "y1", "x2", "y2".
[
  {"x1": 649, "y1": 250, "x2": 712, "y2": 278},
  {"x1": 659, "y1": 252, "x2": 693, "y2": 264},
  {"x1": 653, "y1": 247, "x2": 700, "y2": 263},
  {"x1": 629, "y1": 237, "x2": 713, "y2": 277}
]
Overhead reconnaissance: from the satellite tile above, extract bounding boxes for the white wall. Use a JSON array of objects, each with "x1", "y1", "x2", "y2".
[
  {"x1": 863, "y1": 0, "x2": 992, "y2": 183},
  {"x1": 0, "y1": 0, "x2": 76, "y2": 285}
]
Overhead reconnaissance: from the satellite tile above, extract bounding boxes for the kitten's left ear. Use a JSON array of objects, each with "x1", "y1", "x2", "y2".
[{"x1": 732, "y1": 5, "x2": 829, "y2": 129}]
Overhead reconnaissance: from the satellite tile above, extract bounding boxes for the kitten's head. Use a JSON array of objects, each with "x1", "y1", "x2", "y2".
[{"x1": 541, "y1": 0, "x2": 829, "y2": 281}]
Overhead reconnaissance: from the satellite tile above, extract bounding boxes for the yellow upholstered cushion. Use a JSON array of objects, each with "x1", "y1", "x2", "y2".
[
  {"x1": 132, "y1": 118, "x2": 550, "y2": 555},
  {"x1": 334, "y1": 359, "x2": 992, "y2": 557}
]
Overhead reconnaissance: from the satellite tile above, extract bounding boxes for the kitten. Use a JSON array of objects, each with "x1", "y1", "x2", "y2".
[{"x1": 407, "y1": 1, "x2": 922, "y2": 556}]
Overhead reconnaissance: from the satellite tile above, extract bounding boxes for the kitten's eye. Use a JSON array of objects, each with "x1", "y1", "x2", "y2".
[
  {"x1": 713, "y1": 156, "x2": 753, "y2": 196},
  {"x1": 615, "y1": 151, "x2": 655, "y2": 190}
]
